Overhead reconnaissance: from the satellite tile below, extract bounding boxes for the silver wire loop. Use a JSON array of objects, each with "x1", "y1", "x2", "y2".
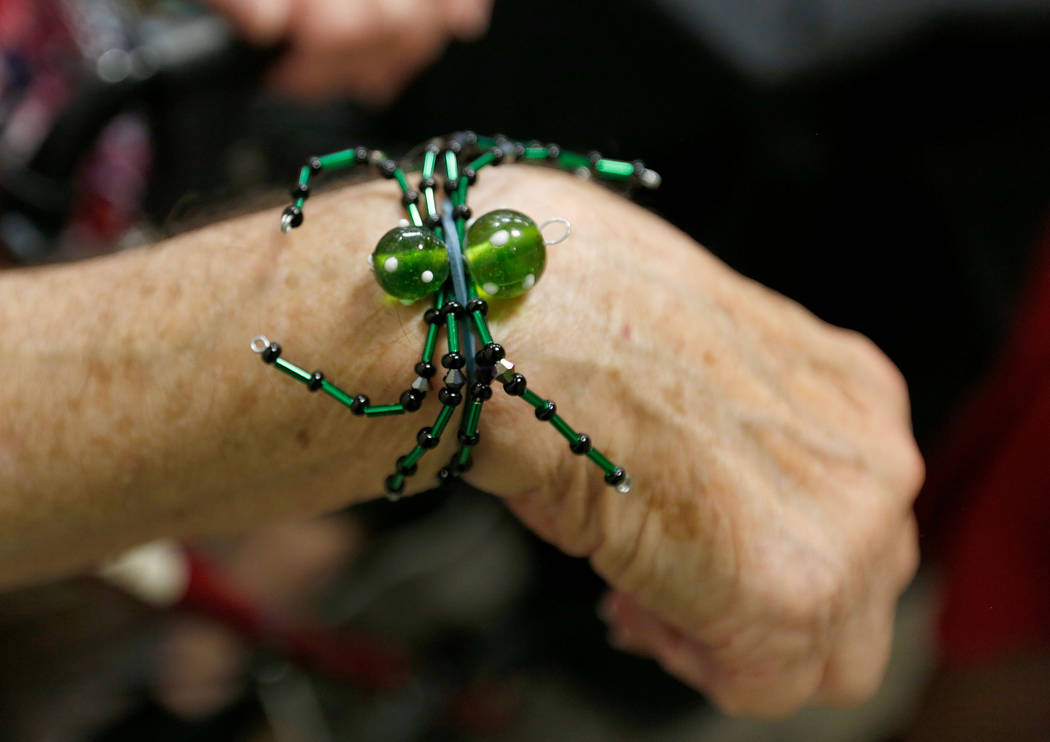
[
  {"x1": 280, "y1": 213, "x2": 294, "y2": 233},
  {"x1": 250, "y1": 336, "x2": 270, "y2": 353},
  {"x1": 540, "y1": 217, "x2": 572, "y2": 246}
]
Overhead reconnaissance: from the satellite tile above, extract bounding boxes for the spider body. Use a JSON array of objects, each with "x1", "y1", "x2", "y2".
[{"x1": 254, "y1": 133, "x2": 660, "y2": 498}]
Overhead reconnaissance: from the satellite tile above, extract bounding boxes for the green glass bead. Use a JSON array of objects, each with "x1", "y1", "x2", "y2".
[
  {"x1": 464, "y1": 209, "x2": 545, "y2": 299},
  {"x1": 371, "y1": 226, "x2": 449, "y2": 302}
]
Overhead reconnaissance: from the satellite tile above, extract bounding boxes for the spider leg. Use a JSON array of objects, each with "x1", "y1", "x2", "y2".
[
  {"x1": 279, "y1": 145, "x2": 402, "y2": 232},
  {"x1": 250, "y1": 288, "x2": 448, "y2": 418}
]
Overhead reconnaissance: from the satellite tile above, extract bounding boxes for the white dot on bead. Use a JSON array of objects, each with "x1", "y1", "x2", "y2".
[
  {"x1": 421, "y1": 270, "x2": 434, "y2": 283},
  {"x1": 399, "y1": 218, "x2": 410, "y2": 227},
  {"x1": 483, "y1": 282, "x2": 500, "y2": 295},
  {"x1": 384, "y1": 256, "x2": 398, "y2": 272},
  {"x1": 490, "y1": 229, "x2": 509, "y2": 247},
  {"x1": 522, "y1": 273, "x2": 536, "y2": 289}
]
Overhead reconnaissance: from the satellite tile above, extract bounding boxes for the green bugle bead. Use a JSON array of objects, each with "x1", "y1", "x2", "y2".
[
  {"x1": 444, "y1": 150, "x2": 459, "y2": 182},
  {"x1": 523, "y1": 146, "x2": 548, "y2": 160},
  {"x1": 422, "y1": 149, "x2": 437, "y2": 178},
  {"x1": 446, "y1": 313, "x2": 460, "y2": 352},
  {"x1": 319, "y1": 149, "x2": 355, "y2": 170},
  {"x1": 464, "y1": 398, "x2": 482, "y2": 434},
  {"x1": 548, "y1": 414, "x2": 578, "y2": 444},
  {"x1": 424, "y1": 188, "x2": 438, "y2": 219},
  {"x1": 274, "y1": 357, "x2": 312, "y2": 384},
  {"x1": 407, "y1": 203, "x2": 422, "y2": 227},
  {"x1": 394, "y1": 168, "x2": 410, "y2": 192},
  {"x1": 468, "y1": 151, "x2": 495, "y2": 171},
  {"x1": 557, "y1": 151, "x2": 591, "y2": 170},
  {"x1": 586, "y1": 447, "x2": 618, "y2": 476},
  {"x1": 595, "y1": 158, "x2": 634, "y2": 179},
  {"x1": 456, "y1": 446, "x2": 472, "y2": 466},
  {"x1": 298, "y1": 166, "x2": 311, "y2": 185},
  {"x1": 403, "y1": 445, "x2": 426, "y2": 469},
  {"x1": 472, "y1": 312, "x2": 493, "y2": 345},
  {"x1": 320, "y1": 379, "x2": 355, "y2": 409},
  {"x1": 364, "y1": 404, "x2": 405, "y2": 417},
  {"x1": 432, "y1": 405, "x2": 455, "y2": 436}
]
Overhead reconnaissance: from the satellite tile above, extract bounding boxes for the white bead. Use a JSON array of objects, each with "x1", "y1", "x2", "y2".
[
  {"x1": 384, "y1": 256, "x2": 398, "y2": 272},
  {"x1": 483, "y1": 282, "x2": 500, "y2": 295},
  {"x1": 490, "y1": 229, "x2": 509, "y2": 247},
  {"x1": 421, "y1": 270, "x2": 434, "y2": 283},
  {"x1": 522, "y1": 273, "x2": 536, "y2": 290}
]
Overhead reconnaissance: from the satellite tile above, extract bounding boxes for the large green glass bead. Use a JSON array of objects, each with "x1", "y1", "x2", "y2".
[
  {"x1": 371, "y1": 226, "x2": 449, "y2": 302},
  {"x1": 464, "y1": 209, "x2": 545, "y2": 299}
]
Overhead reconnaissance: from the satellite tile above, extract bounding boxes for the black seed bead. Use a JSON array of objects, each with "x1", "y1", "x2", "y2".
[
  {"x1": 419, "y1": 176, "x2": 437, "y2": 191},
  {"x1": 308, "y1": 156, "x2": 322, "y2": 173},
  {"x1": 396, "y1": 455, "x2": 417, "y2": 476},
  {"x1": 443, "y1": 177, "x2": 459, "y2": 194},
  {"x1": 417, "y1": 426, "x2": 439, "y2": 449},
  {"x1": 400, "y1": 388, "x2": 425, "y2": 412},
  {"x1": 261, "y1": 342, "x2": 281, "y2": 364},
  {"x1": 570, "y1": 433, "x2": 593, "y2": 455},
  {"x1": 587, "y1": 150, "x2": 602, "y2": 165},
  {"x1": 512, "y1": 142, "x2": 526, "y2": 159},
  {"x1": 503, "y1": 373, "x2": 527, "y2": 396},
  {"x1": 307, "y1": 370, "x2": 324, "y2": 391},
  {"x1": 424, "y1": 307, "x2": 443, "y2": 325},
  {"x1": 546, "y1": 144, "x2": 561, "y2": 160},
  {"x1": 466, "y1": 298, "x2": 488, "y2": 316},
  {"x1": 604, "y1": 467, "x2": 627, "y2": 486},
  {"x1": 414, "y1": 360, "x2": 436, "y2": 379},
  {"x1": 291, "y1": 183, "x2": 310, "y2": 200},
  {"x1": 350, "y1": 394, "x2": 369, "y2": 416},
  {"x1": 458, "y1": 430, "x2": 480, "y2": 446},
  {"x1": 462, "y1": 166, "x2": 477, "y2": 185},
  {"x1": 442, "y1": 300, "x2": 465, "y2": 318},
  {"x1": 282, "y1": 205, "x2": 303, "y2": 228},
  {"x1": 438, "y1": 387, "x2": 463, "y2": 406},
  {"x1": 494, "y1": 133, "x2": 509, "y2": 145},
  {"x1": 454, "y1": 453, "x2": 473, "y2": 473},
  {"x1": 447, "y1": 140, "x2": 463, "y2": 154},
  {"x1": 464, "y1": 130, "x2": 477, "y2": 144},
  {"x1": 453, "y1": 204, "x2": 472, "y2": 220},
  {"x1": 469, "y1": 382, "x2": 492, "y2": 401},
  {"x1": 354, "y1": 146, "x2": 370, "y2": 163},
  {"x1": 535, "y1": 400, "x2": 556, "y2": 421},
  {"x1": 632, "y1": 159, "x2": 646, "y2": 174},
  {"x1": 424, "y1": 213, "x2": 442, "y2": 230},
  {"x1": 426, "y1": 142, "x2": 441, "y2": 155},
  {"x1": 475, "y1": 342, "x2": 505, "y2": 366},
  {"x1": 475, "y1": 365, "x2": 495, "y2": 384},
  {"x1": 379, "y1": 160, "x2": 397, "y2": 179},
  {"x1": 441, "y1": 351, "x2": 466, "y2": 370},
  {"x1": 384, "y1": 474, "x2": 405, "y2": 495},
  {"x1": 491, "y1": 148, "x2": 505, "y2": 165}
]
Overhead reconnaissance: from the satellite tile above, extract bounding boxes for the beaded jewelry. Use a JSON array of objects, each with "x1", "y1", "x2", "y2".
[{"x1": 251, "y1": 133, "x2": 660, "y2": 499}]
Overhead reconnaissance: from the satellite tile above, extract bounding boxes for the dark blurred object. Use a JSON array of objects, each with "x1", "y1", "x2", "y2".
[{"x1": 0, "y1": 1, "x2": 276, "y2": 262}]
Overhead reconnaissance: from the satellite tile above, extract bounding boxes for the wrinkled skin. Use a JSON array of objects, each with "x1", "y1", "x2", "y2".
[
  {"x1": 459, "y1": 169, "x2": 924, "y2": 717},
  {"x1": 205, "y1": 0, "x2": 493, "y2": 102}
]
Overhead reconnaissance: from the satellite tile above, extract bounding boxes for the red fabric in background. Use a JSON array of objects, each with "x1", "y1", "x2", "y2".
[{"x1": 921, "y1": 220, "x2": 1050, "y2": 667}]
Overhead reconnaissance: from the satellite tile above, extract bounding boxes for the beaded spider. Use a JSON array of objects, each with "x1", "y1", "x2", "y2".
[{"x1": 251, "y1": 133, "x2": 660, "y2": 499}]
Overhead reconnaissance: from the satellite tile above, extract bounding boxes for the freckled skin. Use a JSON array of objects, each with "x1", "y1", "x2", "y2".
[{"x1": 0, "y1": 166, "x2": 921, "y2": 719}]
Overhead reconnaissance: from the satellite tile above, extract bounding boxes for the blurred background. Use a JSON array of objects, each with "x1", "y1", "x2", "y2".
[{"x1": 1, "y1": 0, "x2": 1048, "y2": 739}]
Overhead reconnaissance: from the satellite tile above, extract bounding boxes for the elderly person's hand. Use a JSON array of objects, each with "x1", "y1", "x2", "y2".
[
  {"x1": 205, "y1": 0, "x2": 492, "y2": 102},
  {"x1": 459, "y1": 169, "x2": 924, "y2": 717}
]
